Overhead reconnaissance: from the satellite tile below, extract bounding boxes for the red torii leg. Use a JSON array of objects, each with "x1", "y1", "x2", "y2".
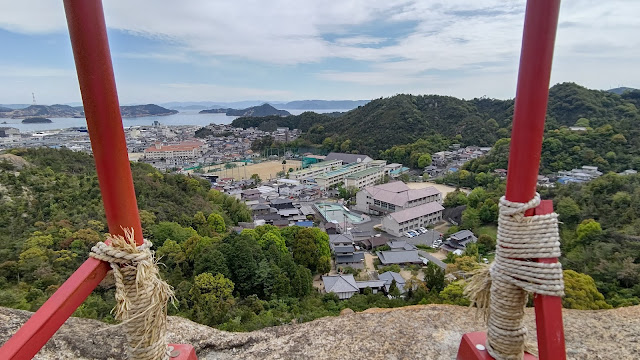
[
  {"x1": 457, "y1": 0, "x2": 565, "y2": 359},
  {"x1": 0, "y1": 1, "x2": 195, "y2": 358}
]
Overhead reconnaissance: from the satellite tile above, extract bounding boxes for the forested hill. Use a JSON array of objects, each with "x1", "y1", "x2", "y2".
[{"x1": 230, "y1": 83, "x2": 640, "y2": 163}]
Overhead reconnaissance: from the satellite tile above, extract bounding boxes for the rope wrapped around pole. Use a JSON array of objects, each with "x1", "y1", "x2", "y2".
[
  {"x1": 465, "y1": 193, "x2": 564, "y2": 360},
  {"x1": 90, "y1": 229, "x2": 175, "y2": 360}
]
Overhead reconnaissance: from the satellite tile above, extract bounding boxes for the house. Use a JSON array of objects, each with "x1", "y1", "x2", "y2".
[
  {"x1": 270, "y1": 198, "x2": 295, "y2": 210},
  {"x1": 250, "y1": 203, "x2": 271, "y2": 216},
  {"x1": 387, "y1": 240, "x2": 417, "y2": 251},
  {"x1": 381, "y1": 202, "x2": 444, "y2": 237},
  {"x1": 242, "y1": 189, "x2": 261, "y2": 201},
  {"x1": 357, "y1": 236, "x2": 388, "y2": 250},
  {"x1": 329, "y1": 233, "x2": 354, "y2": 250},
  {"x1": 355, "y1": 280, "x2": 386, "y2": 294},
  {"x1": 378, "y1": 271, "x2": 407, "y2": 293},
  {"x1": 322, "y1": 274, "x2": 359, "y2": 299},
  {"x1": 354, "y1": 181, "x2": 442, "y2": 215},
  {"x1": 324, "y1": 222, "x2": 339, "y2": 234},
  {"x1": 376, "y1": 250, "x2": 422, "y2": 265},
  {"x1": 336, "y1": 252, "x2": 365, "y2": 268},
  {"x1": 325, "y1": 152, "x2": 373, "y2": 165},
  {"x1": 441, "y1": 230, "x2": 478, "y2": 252}
]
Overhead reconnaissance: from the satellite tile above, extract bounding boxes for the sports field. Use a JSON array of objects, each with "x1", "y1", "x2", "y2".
[{"x1": 201, "y1": 160, "x2": 302, "y2": 181}]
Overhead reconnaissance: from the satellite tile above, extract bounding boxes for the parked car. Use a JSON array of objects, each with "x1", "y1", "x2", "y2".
[
  {"x1": 404, "y1": 232, "x2": 415, "y2": 238},
  {"x1": 417, "y1": 227, "x2": 427, "y2": 234},
  {"x1": 408, "y1": 230, "x2": 419, "y2": 237},
  {"x1": 431, "y1": 240, "x2": 442, "y2": 248}
]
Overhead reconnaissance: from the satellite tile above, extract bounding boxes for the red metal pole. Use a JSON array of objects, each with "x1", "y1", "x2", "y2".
[
  {"x1": 64, "y1": 0, "x2": 144, "y2": 243},
  {"x1": 0, "y1": 1, "x2": 142, "y2": 358},
  {"x1": 458, "y1": 1, "x2": 564, "y2": 359},
  {"x1": 505, "y1": 1, "x2": 565, "y2": 360}
]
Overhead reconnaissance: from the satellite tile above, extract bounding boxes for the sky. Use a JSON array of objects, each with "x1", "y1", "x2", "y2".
[{"x1": 0, "y1": 0, "x2": 638, "y2": 104}]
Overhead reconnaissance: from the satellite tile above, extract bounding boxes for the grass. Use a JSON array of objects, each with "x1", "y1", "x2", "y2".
[
  {"x1": 475, "y1": 224, "x2": 497, "y2": 239},
  {"x1": 416, "y1": 244, "x2": 437, "y2": 252}
]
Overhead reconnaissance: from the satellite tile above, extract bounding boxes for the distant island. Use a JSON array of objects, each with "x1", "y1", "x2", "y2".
[
  {"x1": 4, "y1": 104, "x2": 178, "y2": 119},
  {"x1": 22, "y1": 117, "x2": 52, "y2": 123},
  {"x1": 281, "y1": 100, "x2": 370, "y2": 110},
  {"x1": 200, "y1": 103, "x2": 290, "y2": 117}
]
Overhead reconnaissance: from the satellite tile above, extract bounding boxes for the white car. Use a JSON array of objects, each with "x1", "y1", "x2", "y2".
[
  {"x1": 417, "y1": 227, "x2": 428, "y2": 234},
  {"x1": 404, "y1": 232, "x2": 414, "y2": 238}
]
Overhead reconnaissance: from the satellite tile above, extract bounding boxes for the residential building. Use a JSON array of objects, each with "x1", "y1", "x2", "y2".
[
  {"x1": 378, "y1": 271, "x2": 407, "y2": 293},
  {"x1": 329, "y1": 233, "x2": 354, "y2": 250},
  {"x1": 355, "y1": 181, "x2": 442, "y2": 215},
  {"x1": 270, "y1": 198, "x2": 295, "y2": 210},
  {"x1": 321, "y1": 274, "x2": 359, "y2": 299},
  {"x1": 325, "y1": 152, "x2": 373, "y2": 165},
  {"x1": 441, "y1": 230, "x2": 477, "y2": 252},
  {"x1": 381, "y1": 202, "x2": 444, "y2": 237},
  {"x1": 357, "y1": 236, "x2": 388, "y2": 250},
  {"x1": 619, "y1": 169, "x2": 637, "y2": 176},
  {"x1": 387, "y1": 240, "x2": 417, "y2": 251},
  {"x1": 355, "y1": 280, "x2": 386, "y2": 294},
  {"x1": 376, "y1": 250, "x2": 422, "y2": 265},
  {"x1": 344, "y1": 167, "x2": 385, "y2": 190}
]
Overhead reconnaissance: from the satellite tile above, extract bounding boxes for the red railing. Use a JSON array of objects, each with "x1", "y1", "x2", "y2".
[
  {"x1": 0, "y1": 1, "x2": 195, "y2": 359},
  {"x1": 457, "y1": 0, "x2": 565, "y2": 359}
]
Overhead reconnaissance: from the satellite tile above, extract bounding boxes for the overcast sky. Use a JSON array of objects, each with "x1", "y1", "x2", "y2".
[{"x1": 1, "y1": 0, "x2": 638, "y2": 104}]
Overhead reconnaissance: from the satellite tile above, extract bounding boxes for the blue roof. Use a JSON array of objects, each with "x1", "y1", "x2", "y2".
[{"x1": 295, "y1": 221, "x2": 314, "y2": 227}]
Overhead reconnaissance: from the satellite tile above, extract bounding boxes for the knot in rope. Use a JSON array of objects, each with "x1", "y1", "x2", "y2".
[
  {"x1": 465, "y1": 193, "x2": 564, "y2": 360},
  {"x1": 90, "y1": 229, "x2": 175, "y2": 360}
]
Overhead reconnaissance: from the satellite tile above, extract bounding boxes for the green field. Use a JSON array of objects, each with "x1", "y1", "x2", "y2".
[{"x1": 475, "y1": 225, "x2": 497, "y2": 239}]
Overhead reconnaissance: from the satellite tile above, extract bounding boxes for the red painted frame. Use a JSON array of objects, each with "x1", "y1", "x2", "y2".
[
  {"x1": 0, "y1": 1, "x2": 195, "y2": 359},
  {"x1": 457, "y1": 0, "x2": 565, "y2": 359}
]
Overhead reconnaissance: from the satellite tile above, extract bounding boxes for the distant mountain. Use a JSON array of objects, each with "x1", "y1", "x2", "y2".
[
  {"x1": 200, "y1": 103, "x2": 290, "y2": 117},
  {"x1": 607, "y1": 87, "x2": 638, "y2": 95},
  {"x1": 119, "y1": 104, "x2": 178, "y2": 117},
  {"x1": 161, "y1": 101, "x2": 271, "y2": 109},
  {"x1": 0, "y1": 106, "x2": 12, "y2": 113},
  {"x1": 280, "y1": 100, "x2": 369, "y2": 110},
  {"x1": 0, "y1": 104, "x2": 31, "y2": 110},
  {"x1": 2, "y1": 104, "x2": 177, "y2": 118}
]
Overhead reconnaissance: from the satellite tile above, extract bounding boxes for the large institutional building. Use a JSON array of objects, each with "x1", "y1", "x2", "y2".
[{"x1": 354, "y1": 181, "x2": 444, "y2": 237}]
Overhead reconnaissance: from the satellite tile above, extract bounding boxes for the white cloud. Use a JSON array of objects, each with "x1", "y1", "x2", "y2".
[{"x1": 1, "y1": 0, "x2": 639, "y2": 101}]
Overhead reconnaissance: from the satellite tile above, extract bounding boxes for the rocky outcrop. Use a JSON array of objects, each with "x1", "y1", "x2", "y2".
[{"x1": 1, "y1": 304, "x2": 639, "y2": 359}]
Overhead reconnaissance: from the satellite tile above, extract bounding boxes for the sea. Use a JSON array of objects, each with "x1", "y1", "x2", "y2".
[{"x1": 0, "y1": 109, "x2": 342, "y2": 132}]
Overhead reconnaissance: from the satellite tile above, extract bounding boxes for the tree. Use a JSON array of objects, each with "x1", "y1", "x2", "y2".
[
  {"x1": 477, "y1": 234, "x2": 496, "y2": 253},
  {"x1": 562, "y1": 270, "x2": 611, "y2": 310},
  {"x1": 478, "y1": 199, "x2": 498, "y2": 224},
  {"x1": 291, "y1": 233, "x2": 318, "y2": 271},
  {"x1": 207, "y1": 213, "x2": 226, "y2": 234},
  {"x1": 556, "y1": 197, "x2": 581, "y2": 226},
  {"x1": 250, "y1": 173, "x2": 262, "y2": 184},
  {"x1": 389, "y1": 279, "x2": 401, "y2": 298},
  {"x1": 460, "y1": 208, "x2": 481, "y2": 230},
  {"x1": 194, "y1": 247, "x2": 229, "y2": 278},
  {"x1": 423, "y1": 262, "x2": 445, "y2": 293},
  {"x1": 258, "y1": 231, "x2": 288, "y2": 255},
  {"x1": 444, "y1": 190, "x2": 468, "y2": 207},
  {"x1": 466, "y1": 187, "x2": 487, "y2": 208},
  {"x1": 575, "y1": 118, "x2": 590, "y2": 127},
  {"x1": 417, "y1": 154, "x2": 432, "y2": 168},
  {"x1": 440, "y1": 281, "x2": 470, "y2": 306},
  {"x1": 446, "y1": 256, "x2": 480, "y2": 275},
  {"x1": 576, "y1": 219, "x2": 603, "y2": 244}
]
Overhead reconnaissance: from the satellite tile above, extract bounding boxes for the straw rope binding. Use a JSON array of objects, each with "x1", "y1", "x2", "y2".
[
  {"x1": 465, "y1": 193, "x2": 564, "y2": 360},
  {"x1": 90, "y1": 228, "x2": 175, "y2": 360}
]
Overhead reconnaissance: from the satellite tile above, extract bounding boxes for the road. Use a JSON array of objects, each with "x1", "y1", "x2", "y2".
[{"x1": 418, "y1": 250, "x2": 447, "y2": 270}]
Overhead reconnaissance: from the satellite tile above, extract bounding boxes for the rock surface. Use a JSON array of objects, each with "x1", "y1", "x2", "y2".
[{"x1": 1, "y1": 304, "x2": 638, "y2": 359}]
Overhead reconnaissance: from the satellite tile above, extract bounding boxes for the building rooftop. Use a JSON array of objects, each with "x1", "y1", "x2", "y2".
[
  {"x1": 363, "y1": 182, "x2": 441, "y2": 207},
  {"x1": 344, "y1": 167, "x2": 383, "y2": 179},
  {"x1": 322, "y1": 274, "x2": 358, "y2": 293},
  {"x1": 325, "y1": 152, "x2": 372, "y2": 164},
  {"x1": 388, "y1": 202, "x2": 444, "y2": 223},
  {"x1": 376, "y1": 250, "x2": 421, "y2": 264}
]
